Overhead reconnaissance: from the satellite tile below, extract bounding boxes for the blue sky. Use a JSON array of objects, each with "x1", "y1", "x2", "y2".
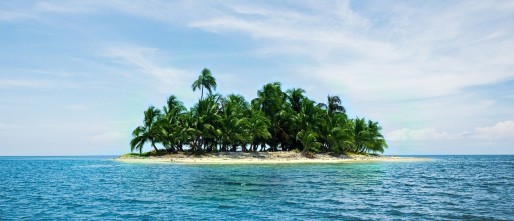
[{"x1": 1, "y1": 0, "x2": 513, "y2": 155}]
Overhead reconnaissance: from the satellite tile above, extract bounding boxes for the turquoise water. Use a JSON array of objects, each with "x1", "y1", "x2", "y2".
[{"x1": 0, "y1": 156, "x2": 513, "y2": 220}]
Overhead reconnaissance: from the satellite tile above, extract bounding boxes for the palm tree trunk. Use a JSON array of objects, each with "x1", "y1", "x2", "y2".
[{"x1": 152, "y1": 142, "x2": 159, "y2": 152}]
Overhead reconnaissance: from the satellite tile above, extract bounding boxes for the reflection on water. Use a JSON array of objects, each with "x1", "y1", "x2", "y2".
[{"x1": 0, "y1": 155, "x2": 513, "y2": 220}]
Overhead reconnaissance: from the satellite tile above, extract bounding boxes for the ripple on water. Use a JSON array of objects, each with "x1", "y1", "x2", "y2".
[{"x1": 0, "y1": 155, "x2": 513, "y2": 220}]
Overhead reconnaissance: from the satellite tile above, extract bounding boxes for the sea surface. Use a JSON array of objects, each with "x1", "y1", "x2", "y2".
[{"x1": 0, "y1": 155, "x2": 513, "y2": 220}]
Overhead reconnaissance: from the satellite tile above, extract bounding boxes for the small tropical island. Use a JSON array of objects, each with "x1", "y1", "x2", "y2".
[{"x1": 118, "y1": 68, "x2": 424, "y2": 164}]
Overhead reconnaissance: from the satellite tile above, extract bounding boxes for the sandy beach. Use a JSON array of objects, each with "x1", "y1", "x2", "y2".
[{"x1": 114, "y1": 152, "x2": 431, "y2": 164}]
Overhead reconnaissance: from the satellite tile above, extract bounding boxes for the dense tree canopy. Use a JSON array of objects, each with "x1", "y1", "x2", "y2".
[{"x1": 130, "y1": 68, "x2": 387, "y2": 155}]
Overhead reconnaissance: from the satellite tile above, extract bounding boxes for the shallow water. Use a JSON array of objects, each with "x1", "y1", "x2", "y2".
[{"x1": 0, "y1": 155, "x2": 513, "y2": 220}]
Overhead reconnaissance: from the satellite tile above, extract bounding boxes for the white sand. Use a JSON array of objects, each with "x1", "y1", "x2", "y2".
[{"x1": 114, "y1": 152, "x2": 431, "y2": 165}]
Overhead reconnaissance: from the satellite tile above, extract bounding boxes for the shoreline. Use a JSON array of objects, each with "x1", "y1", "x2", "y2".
[{"x1": 114, "y1": 152, "x2": 432, "y2": 165}]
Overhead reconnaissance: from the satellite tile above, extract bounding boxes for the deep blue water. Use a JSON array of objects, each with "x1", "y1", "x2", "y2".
[{"x1": 0, "y1": 155, "x2": 513, "y2": 220}]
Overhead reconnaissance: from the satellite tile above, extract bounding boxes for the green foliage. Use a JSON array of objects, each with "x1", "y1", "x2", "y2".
[
  {"x1": 192, "y1": 68, "x2": 217, "y2": 100},
  {"x1": 157, "y1": 95, "x2": 187, "y2": 152},
  {"x1": 297, "y1": 129, "x2": 321, "y2": 152},
  {"x1": 130, "y1": 106, "x2": 161, "y2": 156},
  {"x1": 129, "y1": 68, "x2": 388, "y2": 155}
]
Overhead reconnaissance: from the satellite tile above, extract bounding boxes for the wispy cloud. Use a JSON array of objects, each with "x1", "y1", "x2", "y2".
[
  {"x1": 188, "y1": 1, "x2": 514, "y2": 102},
  {"x1": 0, "y1": 10, "x2": 35, "y2": 21},
  {"x1": 34, "y1": 1, "x2": 96, "y2": 14},
  {"x1": 101, "y1": 44, "x2": 194, "y2": 97},
  {"x1": 0, "y1": 79, "x2": 52, "y2": 89}
]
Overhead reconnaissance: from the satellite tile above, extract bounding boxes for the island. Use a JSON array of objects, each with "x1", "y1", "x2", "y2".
[
  {"x1": 118, "y1": 68, "x2": 426, "y2": 164},
  {"x1": 116, "y1": 151, "x2": 428, "y2": 164}
]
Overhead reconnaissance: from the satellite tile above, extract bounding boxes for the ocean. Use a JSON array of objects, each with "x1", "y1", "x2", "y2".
[{"x1": 0, "y1": 155, "x2": 512, "y2": 220}]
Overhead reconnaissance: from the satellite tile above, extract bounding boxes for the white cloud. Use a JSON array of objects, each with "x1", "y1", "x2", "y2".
[
  {"x1": 387, "y1": 128, "x2": 454, "y2": 141},
  {"x1": 472, "y1": 120, "x2": 514, "y2": 140},
  {"x1": 387, "y1": 120, "x2": 514, "y2": 141}
]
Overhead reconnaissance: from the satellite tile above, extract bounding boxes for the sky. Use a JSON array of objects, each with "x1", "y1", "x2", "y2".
[{"x1": 1, "y1": 0, "x2": 513, "y2": 156}]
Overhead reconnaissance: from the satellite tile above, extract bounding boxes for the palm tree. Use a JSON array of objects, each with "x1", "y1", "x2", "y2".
[
  {"x1": 297, "y1": 129, "x2": 321, "y2": 153},
  {"x1": 191, "y1": 68, "x2": 217, "y2": 100},
  {"x1": 252, "y1": 82, "x2": 287, "y2": 151},
  {"x1": 246, "y1": 109, "x2": 271, "y2": 151},
  {"x1": 163, "y1": 95, "x2": 186, "y2": 116},
  {"x1": 191, "y1": 68, "x2": 218, "y2": 151},
  {"x1": 324, "y1": 115, "x2": 354, "y2": 153},
  {"x1": 129, "y1": 73, "x2": 389, "y2": 156},
  {"x1": 191, "y1": 94, "x2": 222, "y2": 151},
  {"x1": 130, "y1": 106, "x2": 162, "y2": 155},
  {"x1": 289, "y1": 97, "x2": 317, "y2": 151},
  {"x1": 159, "y1": 95, "x2": 186, "y2": 152},
  {"x1": 363, "y1": 120, "x2": 388, "y2": 153},
  {"x1": 218, "y1": 94, "x2": 249, "y2": 151},
  {"x1": 286, "y1": 88, "x2": 306, "y2": 113},
  {"x1": 328, "y1": 95, "x2": 345, "y2": 114},
  {"x1": 352, "y1": 118, "x2": 388, "y2": 154},
  {"x1": 318, "y1": 95, "x2": 346, "y2": 115}
]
